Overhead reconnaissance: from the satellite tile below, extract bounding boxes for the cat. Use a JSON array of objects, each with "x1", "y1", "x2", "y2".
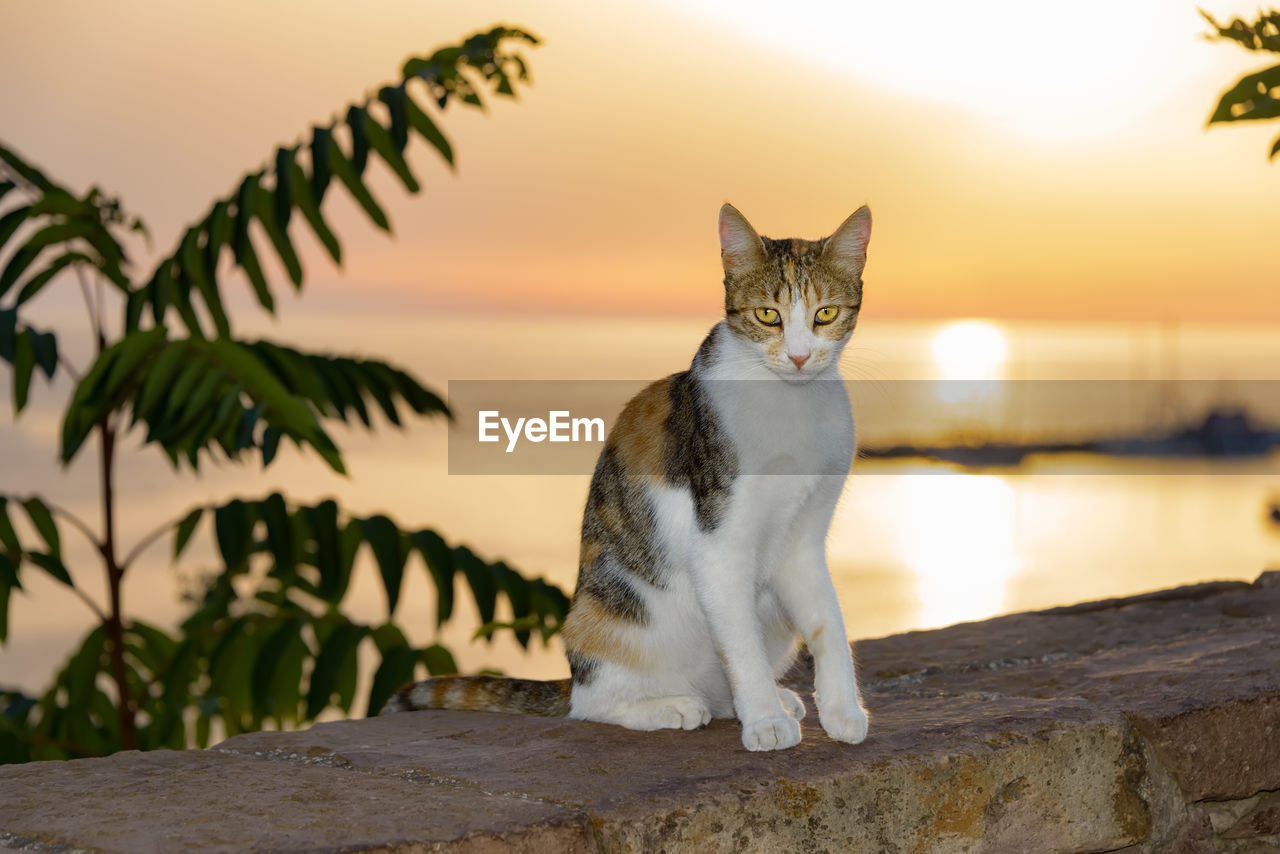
[{"x1": 384, "y1": 203, "x2": 872, "y2": 751}]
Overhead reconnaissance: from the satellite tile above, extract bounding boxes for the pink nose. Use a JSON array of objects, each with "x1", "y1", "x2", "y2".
[{"x1": 789, "y1": 353, "x2": 810, "y2": 369}]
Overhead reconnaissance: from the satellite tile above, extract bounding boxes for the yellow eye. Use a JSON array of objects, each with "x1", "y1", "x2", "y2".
[
  {"x1": 754, "y1": 307, "x2": 781, "y2": 326},
  {"x1": 814, "y1": 306, "x2": 839, "y2": 325}
]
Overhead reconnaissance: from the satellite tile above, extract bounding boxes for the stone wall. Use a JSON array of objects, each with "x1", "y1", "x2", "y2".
[{"x1": 2, "y1": 572, "x2": 1278, "y2": 853}]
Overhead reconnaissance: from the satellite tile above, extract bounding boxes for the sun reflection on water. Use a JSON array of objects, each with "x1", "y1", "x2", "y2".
[{"x1": 898, "y1": 473, "x2": 1021, "y2": 630}]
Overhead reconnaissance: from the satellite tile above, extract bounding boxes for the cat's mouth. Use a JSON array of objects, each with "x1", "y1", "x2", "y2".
[{"x1": 772, "y1": 362, "x2": 820, "y2": 383}]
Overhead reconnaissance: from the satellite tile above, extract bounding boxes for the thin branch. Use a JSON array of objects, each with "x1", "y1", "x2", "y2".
[
  {"x1": 0, "y1": 163, "x2": 41, "y2": 204},
  {"x1": 73, "y1": 263, "x2": 101, "y2": 350},
  {"x1": 0, "y1": 494, "x2": 108, "y2": 622},
  {"x1": 67, "y1": 583, "x2": 107, "y2": 623},
  {"x1": 57, "y1": 353, "x2": 81, "y2": 383},
  {"x1": 5, "y1": 493, "x2": 103, "y2": 555},
  {"x1": 120, "y1": 505, "x2": 204, "y2": 573},
  {"x1": 94, "y1": 271, "x2": 104, "y2": 341}
]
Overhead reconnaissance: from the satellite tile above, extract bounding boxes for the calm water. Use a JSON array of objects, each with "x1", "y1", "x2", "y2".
[{"x1": 3, "y1": 309, "x2": 1279, "y2": 693}]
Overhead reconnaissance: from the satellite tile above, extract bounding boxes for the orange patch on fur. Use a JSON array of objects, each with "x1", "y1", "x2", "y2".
[
  {"x1": 609, "y1": 376, "x2": 672, "y2": 479},
  {"x1": 579, "y1": 536, "x2": 602, "y2": 569},
  {"x1": 431, "y1": 678, "x2": 450, "y2": 708},
  {"x1": 562, "y1": 594, "x2": 650, "y2": 671}
]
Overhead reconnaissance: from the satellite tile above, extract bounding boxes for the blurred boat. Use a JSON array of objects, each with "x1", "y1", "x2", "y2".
[{"x1": 861, "y1": 406, "x2": 1280, "y2": 467}]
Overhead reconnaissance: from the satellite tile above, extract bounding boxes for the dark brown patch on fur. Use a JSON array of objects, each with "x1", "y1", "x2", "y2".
[
  {"x1": 567, "y1": 650, "x2": 599, "y2": 686},
  {"x1": 576, "y1": 567, "x2": 648, "y2": 623},
  {"x1": 381, "y1": 676, "x2": 570, "y2": 717},
  {"x1": 664, "y1": 356, "x2": 737, "y2": 532},
  {"x1": 580, "y1": 446, "x2": 662, "y2": 594}
]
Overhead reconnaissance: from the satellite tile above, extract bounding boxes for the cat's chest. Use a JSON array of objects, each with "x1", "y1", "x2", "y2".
[{"x1": 709, "y1": 380, "x2": 854, "y2": 473}]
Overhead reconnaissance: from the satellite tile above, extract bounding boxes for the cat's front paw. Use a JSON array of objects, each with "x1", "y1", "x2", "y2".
[
  {"x1": 741, "y1": 715, "x2": 802, "y2": 751},
  {"x1": 819, "y1": 702, "x2": 869, "y2": 745}
]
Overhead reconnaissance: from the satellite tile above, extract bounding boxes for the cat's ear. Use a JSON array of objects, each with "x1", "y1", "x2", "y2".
[
  {"x1": 719, "y1": 203, "x2": 766, "y2": 275},
  {"x1": 822, "y1": 205, "x2": 872, "y2": 276}
]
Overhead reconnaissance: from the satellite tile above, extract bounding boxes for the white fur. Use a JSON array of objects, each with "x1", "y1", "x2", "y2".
[{"x1": 568, "y1": 322, "x2": 868, "y2": 751}]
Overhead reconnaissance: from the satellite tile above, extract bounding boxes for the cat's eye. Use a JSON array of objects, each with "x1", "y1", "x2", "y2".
[
  {"x1": 754, "y1": 307, "x2": 781, "y2": 326},
  {"x1": 814, "y1": 306, "x2": 839, "y2": 325}
]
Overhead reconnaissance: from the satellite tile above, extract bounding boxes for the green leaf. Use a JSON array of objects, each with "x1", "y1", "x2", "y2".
[
  {"x1": 27, "y1": 552, "x2": 73, "y2": 587},
  {"x1": 172, "y1": 506, "x2": 203, "y2": 561},
  {"x1": 0, "y1": 552, "x2": 18, "y2": 599},
  {"x1": 405, "y1": 94, "x2": 454, "y2": 168},
  {"x1": 250, "y1": 183, "x2": 302, "y2": 288},
  {"x1": 261, "y1": 425, "x2": 282, "y2": 466},
  {"x1": 0, "y1": 577, "x2": 10, "y2": 644},
  {"x1": 147, "y1": 263, "x2": 173, "y2": 326},
  {"x1": 0, "y1": 205, "x2": 32, "y2": 254},
  {"x1": 127, "y1": 620, "x2": 177, "y2": 673},
  {"x1": 61, "y1": 625, "x2": 108, "y2": 749},
  {"x1": 310, "y1": 126, "x2": 332, "y2": 204},
  {"x1": 231, "y1": 173, "x2": 259, "y2": 264},
  {"x1": 410, "y1": 530, "x2": 455, "y2": 627},
  {"x1": 13, "y1": 251, "x2": 92, "y2": 307},
  {"x1": 337, "y1": 520, "x2": 362, "y2": 603},
  {"x1": 21, "y1": 498, "x2": 60, "y2": 560},
  {"x1": 258, "y1": 492, "x2": 296, "y2": 579},
  {"x1": 306, "y1": 500, "x2": 342, "y2": 601},
  {"x1": 364, "y1": 114, "x2": 420, "y2": 194},
  {"x1": 30, "y1": 330, "x2": 57, "y2": 379},
  {"x1": 250, "y1": 616, "x2": 306, "y2": 718},
  {"x1": 201, "y1": 339, "x2": 343, "y2": 471},
  {"x1": 379, "y1": 86, "x2": 410, "y2": 152},
  {"x1": 352, "y1": 362, "x2": 401, "y2": 425},
  {"x1": 346, "y1": 106, "x2": 369, "y2": 175},
  {"x1": 0, "y1": 497, "x2": 21, "y2": 555},
  {"x1": 1208, "y1": 64, "x2": 1280, "y2": 124},
  {"x1": 133, "y1": 338, "x2": 190, "y2": 424},
  {"x1": 0, "y1": 143, "x2": 67, "y2": 192},
  {"x1": 273, "y1": 147, "x2": 294, "y2": 232},
  {"x1": 288, "y1": 161, "x2": 341, "y2": 264},
  {"x1": 238, "y1": 238, "x2": 274, "y2": 312},
  {"x1": 306, "y1": 621, "x2": 367, "y2": 718},
  {"x1": 327, "y1": 137, "x2": 390, "y2": 232},
  {"x1": 366, "y1": 644, "x2": 417, "y2": 717},
  {"x1": 11, "y1": 329, "x2": 35, "y2": 413},
  {"x1": 420, "y1": 643, "x2": 457, "y2": 676},
  {"x1": 0, "y1": 308, "x2": 15, "y2": 362},
  {"x1": 61, "y1": 327, "x2": 168, "y2": 462},
  {"x1": 0, "y1": 220, "x2": 102, "y2": 299},
  {"x1": 360, "y1": 515, "x2": 407, "y2": 615},
  {"x1": 214, "y1": 499, "x2": 254, "y2": 570},
  {"x1": 455, "y1": 546, "x2": 497, "y2": 626}
]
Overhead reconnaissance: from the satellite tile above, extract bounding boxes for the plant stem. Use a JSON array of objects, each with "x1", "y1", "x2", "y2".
[{"x1": 99, "y1": 419, "x2": 137, "y2": 750}]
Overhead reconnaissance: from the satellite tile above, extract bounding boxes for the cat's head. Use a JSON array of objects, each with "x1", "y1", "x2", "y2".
[{"x1": 717, "y1": 203, "x2": 871, "y2": 382}]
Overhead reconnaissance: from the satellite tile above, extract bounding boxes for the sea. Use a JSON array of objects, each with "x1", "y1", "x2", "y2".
[{"x1": 3, "y1": 309, "x2": 1279, "y2": 698}]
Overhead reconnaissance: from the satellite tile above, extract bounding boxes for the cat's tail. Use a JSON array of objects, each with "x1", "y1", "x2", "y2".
[{"x1": 380, "y1": 675, "x2": 571, "y2": 717}]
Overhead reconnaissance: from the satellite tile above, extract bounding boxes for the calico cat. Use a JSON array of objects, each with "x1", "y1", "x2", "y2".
[{"x1": 384, "y1": 203, "x2": 872, "y2": 751}]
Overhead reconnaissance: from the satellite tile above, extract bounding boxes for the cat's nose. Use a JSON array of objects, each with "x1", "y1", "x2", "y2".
[{"x1": 789, "y1": 353, "x2": 810, "y2": 369}]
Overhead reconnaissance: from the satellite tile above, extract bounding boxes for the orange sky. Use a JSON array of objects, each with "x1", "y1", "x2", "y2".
[{"x1": 1, "y1": 0, "x2": 1277, "y2": 323}]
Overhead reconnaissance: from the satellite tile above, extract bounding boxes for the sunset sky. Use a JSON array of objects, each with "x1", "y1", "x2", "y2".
[{"x1": 2, "y1": 0, "x2": 1277, "y2": 323}]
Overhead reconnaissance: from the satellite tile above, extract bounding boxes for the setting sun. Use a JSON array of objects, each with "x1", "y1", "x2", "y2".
[{"x1": 931, "y1": 321, "x2": 1009, "y2": 380}]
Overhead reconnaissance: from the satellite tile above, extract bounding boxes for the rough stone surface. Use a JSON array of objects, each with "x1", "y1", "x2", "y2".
[
  {"x1": 1, "y1": 572, "x2": 1277, "y2": 853},
  {"x1": 0, "y1": 749, "x2": 591, "y2": 853}
]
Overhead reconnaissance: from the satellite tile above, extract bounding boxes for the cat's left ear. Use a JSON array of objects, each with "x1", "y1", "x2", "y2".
[{"x1": 822, "y1": 205, "x2": 872, "y2": 276}]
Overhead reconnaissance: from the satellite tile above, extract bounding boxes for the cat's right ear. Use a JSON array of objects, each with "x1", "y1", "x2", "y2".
[{"x1": 719, "y1": 203, "x2": 766, "y2": 275}]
